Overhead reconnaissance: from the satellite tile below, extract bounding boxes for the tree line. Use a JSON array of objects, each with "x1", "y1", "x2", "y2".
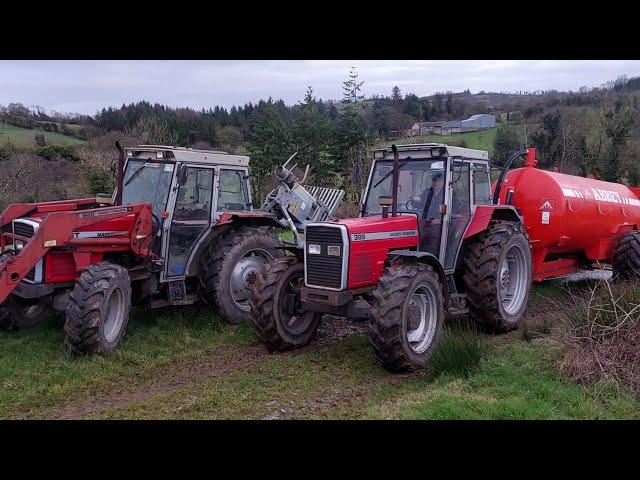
[{"x1": 4, "y1": 70, "x2": 640, "y2": 211}]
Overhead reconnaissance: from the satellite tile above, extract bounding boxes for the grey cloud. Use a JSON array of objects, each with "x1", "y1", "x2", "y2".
[{"x1": 1, "y1": 60, "x2": 640, "y2": 116}]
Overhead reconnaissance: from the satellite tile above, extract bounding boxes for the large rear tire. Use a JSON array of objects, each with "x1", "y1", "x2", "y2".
[
  {"x1": 250, "y1": 256, "x2": 322, "y2": 351},
  {"x1": 612, "y1": 231, "x2": 640, "y2": 279},
  {"x1": 368, "y1": 263, "x2": 445, "y2": 372},
  {"x1": 462, "y1": 220, "x2": 531, "y2": 333},
  {"x1": 0, "y1": 295, "x2": 49, "y2": 331},
  {"x1": 201, "y1": 226, "x2": 282, "y2": 324},
  {"x1": 64, "y1": 262, "x2": 132, "y2": 355}
]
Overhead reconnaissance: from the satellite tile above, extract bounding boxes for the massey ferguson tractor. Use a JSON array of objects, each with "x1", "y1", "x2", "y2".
[
  {"x1": 250, "y1": 143, "x2": 533, "y2": 371},
  {"x1": 250, "y1": 143, "x2": 640, "y2": 371},
  {"x1": 0, "y1": 143, "x2": 343, "y2": 355}
]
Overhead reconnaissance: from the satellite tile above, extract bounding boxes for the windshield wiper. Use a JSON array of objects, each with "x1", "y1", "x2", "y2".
[
  {"x1": 124, "y1": 158, "x2": 151, "y2": 187},
  {"x1": 373, "y1": 156, "x2": 413, "y2": 189}
]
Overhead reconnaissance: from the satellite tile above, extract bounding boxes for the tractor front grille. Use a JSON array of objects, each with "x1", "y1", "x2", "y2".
[
  {"x1": 12, "y1": 221, "x2": 35, "y2": 239},
  {"x1": 305, "y1": 224, "x2": 347, "y2": 290},
  {"x1": 12, "y1": 221, "x2": 38, "y2": 282}
]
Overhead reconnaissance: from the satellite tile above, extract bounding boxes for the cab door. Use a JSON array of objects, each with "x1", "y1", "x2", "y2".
[
  {"x1": 441, "y1": 160, "x2": 472, "y2": 271},
  {"x1": 163, "y1": 164, "x2": 216, "y2": 279}
]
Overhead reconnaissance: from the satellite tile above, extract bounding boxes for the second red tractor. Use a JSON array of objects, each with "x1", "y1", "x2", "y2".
[{"x1": 250, "y1": 143, "x2": 532, "y2": 371}]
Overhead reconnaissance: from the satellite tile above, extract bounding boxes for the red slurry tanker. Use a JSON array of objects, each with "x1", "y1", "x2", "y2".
[
  {"x1": 497, "y1": 148, "x2": 640, "y2": 280},
  {"x1": 250, "y1": 144, "x2": 640, "y2": 372}
]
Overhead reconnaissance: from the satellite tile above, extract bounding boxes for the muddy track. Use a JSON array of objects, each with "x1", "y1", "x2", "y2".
[
  {"x1": 23, "y1": 289, "x2": 571, "y2": 420},
  {"x1": 28, "y1": 317, "x2": 370, "y2": 419},
  {"x1": 30, "y1": 344, "x2": 269, "y2": 419}
]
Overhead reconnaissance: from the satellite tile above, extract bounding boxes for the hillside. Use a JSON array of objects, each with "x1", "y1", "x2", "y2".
[{"x1": 0, "y1": 124, "x2": 85, "y2": 147}]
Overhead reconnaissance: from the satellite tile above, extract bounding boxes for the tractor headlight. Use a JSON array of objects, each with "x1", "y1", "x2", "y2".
[
  {"x1": 14, "y1": 240, "x2": 25, "y2": 250},
  {"x1": 327, "y1": 245, "x2": 341, "y2": 257},
  {"x1": 308, "y1": 244, "x2": 321, "y2": 255}
]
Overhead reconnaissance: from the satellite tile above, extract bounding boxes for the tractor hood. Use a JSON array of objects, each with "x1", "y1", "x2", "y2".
[
  {"x1": 336, "y1": 214, "x2": 419, "y2": 242},
  {"x1": 304, "y1": 214, "x2": 421, "y2": 291}
]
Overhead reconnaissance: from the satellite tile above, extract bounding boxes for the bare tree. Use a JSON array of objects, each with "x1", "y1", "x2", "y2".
[
  {"x1": 0, "y1": 154, "x2": 40, "y2": 208},
  {"x1": 127, "y1": 117, "x2": 178, "y2": 146}
]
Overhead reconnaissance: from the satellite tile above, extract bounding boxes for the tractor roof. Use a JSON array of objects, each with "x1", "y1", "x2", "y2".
[
  {"x1": 373, "y1": 143, "x2": 488, "y2": 161},
  {"x1": 125, "y1": 145, "x2": 250, "y2": 167}
]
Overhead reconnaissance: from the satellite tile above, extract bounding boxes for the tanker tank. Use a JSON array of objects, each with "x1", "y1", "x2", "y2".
[{"x1": 497, "y1": 149, "x2": 640, "y2": 281}]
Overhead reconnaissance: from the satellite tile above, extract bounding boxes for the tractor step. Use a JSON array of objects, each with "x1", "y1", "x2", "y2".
[
  {"x1": 167, "y1": 280, "x2": 186, "y2": 302},
  {"x1": 151, "y1": 293, "x2": 199, "y2": 308}
]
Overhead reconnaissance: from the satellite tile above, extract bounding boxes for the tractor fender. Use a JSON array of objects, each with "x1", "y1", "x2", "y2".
[
  {"x1": 387, "y1": 249, "x2": 449, "y2": 309},
  {"x1": 216, "y1": 211, "x2": 284, "y2": 230},
  {"x1": 463, "y1": 205, "x2": 522, "y2": 240}
]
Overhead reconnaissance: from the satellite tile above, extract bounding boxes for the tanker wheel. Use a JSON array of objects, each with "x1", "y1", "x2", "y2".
[
  {"x1": 201, "y1": 226, "x2": 283, "y2": 324},
  {"x1": 368, "y1": 263, "x2": 445, "y2": 372},
  {"x1": 64, "y1": 262, "x2": 132, "y2": 355},
  {"x1": 249, "y1": 256, "x2": 321, "y2": 351},
  {"x1": 0, "y1": 295, "x2": 49, "y2": 331},
  {"x1": 612, "y1": 231, "x2": 640, "y2": 279},
  {"x1": 462, "y1": 220, "x2": 532, "y2": 333}
]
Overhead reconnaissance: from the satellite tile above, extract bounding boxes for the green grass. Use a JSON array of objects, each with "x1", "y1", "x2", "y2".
[
  {"x1": 0, "y1": 124, "x2": 85, "y2": 147},
  {"x1": 2, "y1": 285, "x2": 639, "y2": 419},
  {"x1": 0, "y1": 305, "x2": 254, "y2": 418},
  {"x1": 378, "y1": 128, "x2": 497, "y2": 157},
  {"x1": 366, "y1": 337, "x2": 640, "y2": 420}
]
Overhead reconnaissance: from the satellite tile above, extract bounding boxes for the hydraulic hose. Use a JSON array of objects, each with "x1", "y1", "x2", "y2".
[{"x1": 492, "y1": 149, "x2": 528, "y2": 205}]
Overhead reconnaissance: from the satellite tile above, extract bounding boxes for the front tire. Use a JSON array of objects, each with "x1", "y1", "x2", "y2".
[
  {"x1": 64, "y1": 262, "x2": 132, "y2": 355},
  {"x1": 201, "y1": 226, "x2": 282, "y2": 324},
  {"x1": 250, "y1": 256, "x2": 321, "y2": 351},
  {"x1": 462, "y1": 220, "x2": 531, "y2": 333},
  {"x1": 368, "y1": 263, "x2": 445, "y2": 372}
]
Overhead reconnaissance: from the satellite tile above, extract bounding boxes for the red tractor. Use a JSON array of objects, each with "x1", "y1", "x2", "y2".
[
  {"x1": 0, "y1": 143, "x2": 343, "y2": 354},
  {"x1": 250, "y1": 143, "x2": 533, "y2": 371}
]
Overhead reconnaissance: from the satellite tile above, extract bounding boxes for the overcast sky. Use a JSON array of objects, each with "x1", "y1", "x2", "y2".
[{"x1": 2, "y1": 60, "x2": 640, "y2": 116}]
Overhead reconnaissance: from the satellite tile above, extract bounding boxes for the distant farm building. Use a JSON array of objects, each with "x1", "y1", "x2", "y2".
[
  {"x1": 407, "y1": 121, "x2": 446, "y2": 137},
  {"x1": 438, "y1": 114, "x2": 495, "y2": 135},
  {"x1": 403, "y1": 114, "x2": 495, "y2": 138}
]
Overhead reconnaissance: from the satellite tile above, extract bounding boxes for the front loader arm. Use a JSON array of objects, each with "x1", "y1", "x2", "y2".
[{"x1": 0, "y1": 203, "x2": 152, "y2": 304}]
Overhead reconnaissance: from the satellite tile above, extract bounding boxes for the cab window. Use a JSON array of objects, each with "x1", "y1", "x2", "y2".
[
  {"x1": 174, "y1": 167, "x2": 214, "y2": 221},
  {"x1": 217, "y1": 169, "x2": 249, "y2": 211},
  {"x1": 472, "y1": 164, "x2": 492, "y2": 205}
]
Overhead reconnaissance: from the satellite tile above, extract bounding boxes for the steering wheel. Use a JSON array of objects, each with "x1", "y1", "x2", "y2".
[{"x1": 405, "y1": 198, "x2": 419, "y2": 211}]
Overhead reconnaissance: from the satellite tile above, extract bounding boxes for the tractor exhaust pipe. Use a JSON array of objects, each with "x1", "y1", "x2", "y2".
[
  {"x1": 115, "y1": 141, "x2": 125, "y2": 206},
  {"x1": 391, "y1": 144, "x2": 399, "y2": 217}
]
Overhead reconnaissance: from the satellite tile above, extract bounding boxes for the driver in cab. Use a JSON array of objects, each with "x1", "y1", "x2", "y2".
[
  {"x1": 417, "y1": 173, "x2": 444, "y2": 223},
  {"x1": 413, "y1": 173, "x2": 444, "y2": 255}
]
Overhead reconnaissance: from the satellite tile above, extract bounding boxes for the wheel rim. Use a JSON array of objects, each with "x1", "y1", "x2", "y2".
[
  {"x1": 277, "y1": 270, "x2": 316, "y2": 335},
  {"x1": 405, "y1": 284, "x2": 438, "y2": 354},
  {"x1": 103, "y1": 286, "x2": 125, "y2": 343},
  {"x1": 230, "y1": 248, "x2": 274, "y2": 312},
  {"x1": 498, "y1": 244, "x2": 529, "y2": 316}
]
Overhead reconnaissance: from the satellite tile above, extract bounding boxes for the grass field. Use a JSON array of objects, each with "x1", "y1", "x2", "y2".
[
  {"x1": 1, "y1": 281, "x2": 638, "y2": 420},
  {"x1": 377, "y1": 128, "x2": 497, "y2": 157},
  {"x1": 0, "y1": 124, "x2": 85, "y2": 147}
]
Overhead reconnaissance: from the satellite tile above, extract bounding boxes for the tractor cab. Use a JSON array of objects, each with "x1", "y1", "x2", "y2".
[
  {"x1": 361, "y1": 143, "x2": 492, "y2": 272},
  {"x1": 119, "y1": 145, "x2": 252, "y2": 280}
]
